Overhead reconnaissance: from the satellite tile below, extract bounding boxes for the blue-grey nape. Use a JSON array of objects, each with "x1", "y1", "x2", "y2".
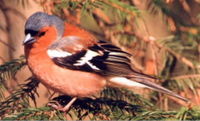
[{"x1": 25, "y1": 12, "x2": 65, "y2": 38}]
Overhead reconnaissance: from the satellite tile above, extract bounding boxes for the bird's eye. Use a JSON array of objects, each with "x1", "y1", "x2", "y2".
[
  {"x1": 38, "y1": 32, "x2": 45, "y2": 37},
  {"x1": 25, "y1": 29, "x2": 39, "y2": 37},
  {"x1": 25, "y1": 29, "x2": 46, "y2": 37}
]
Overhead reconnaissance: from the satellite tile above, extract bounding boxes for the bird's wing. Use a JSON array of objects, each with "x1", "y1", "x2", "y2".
[
  {"x1": 47, "y1": 36, "x2": 188, "y2": 102},
  {"x1": 47, "y1": 36, "x2": 137, "y2": 76}
]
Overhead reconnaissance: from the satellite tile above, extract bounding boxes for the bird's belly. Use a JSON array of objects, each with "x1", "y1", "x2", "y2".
[{"x1": 29, "y1": 61, "x2": 106, "y2": 97}]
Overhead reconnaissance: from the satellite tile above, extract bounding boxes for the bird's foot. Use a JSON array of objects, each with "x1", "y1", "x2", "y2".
[
  {"x1": 48, "y1": 97, "x2": 77, "y2": 112},
  {"x1": 47, "y1": 101, "x2": 64, "y2": 111}
]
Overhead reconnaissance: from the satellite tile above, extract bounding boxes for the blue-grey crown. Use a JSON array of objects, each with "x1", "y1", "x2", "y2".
[{"x1": 25, "y1": 12, "x2": 65, "y2": 38}]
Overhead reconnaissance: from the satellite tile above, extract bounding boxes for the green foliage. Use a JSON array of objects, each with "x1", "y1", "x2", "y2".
[
  {"x1": 1, "y1": 0, "x2": 200, "y2": 120},
  {"x1": 1, "y1": 84, "x2": 200, "y2": 120},
  {"x1": 0, "y1": 56, "x2": 26, "y2": 99},
  {"x1": 0, "y1": 78, "x2": 39, "y2": 118}
]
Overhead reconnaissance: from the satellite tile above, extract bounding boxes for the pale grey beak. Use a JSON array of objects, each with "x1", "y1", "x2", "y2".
[{"x1": 23, "y1": 33, "x2": 35, "y2": 45}]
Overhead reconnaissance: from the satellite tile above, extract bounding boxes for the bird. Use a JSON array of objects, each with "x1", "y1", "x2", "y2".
[{"x1": 23, "y1": 12, "x2": 188, "y2": 111}]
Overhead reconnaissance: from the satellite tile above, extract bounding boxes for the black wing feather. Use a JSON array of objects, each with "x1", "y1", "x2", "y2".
[
  {"x1": 52, "y1": 50, "x2": 97, "y2": 72},
  {"x1": 51, "y1": 40, "x2": 134, "y2": 76}
]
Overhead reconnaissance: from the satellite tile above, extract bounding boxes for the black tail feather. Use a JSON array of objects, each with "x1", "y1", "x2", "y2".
[{"x1": 129, "y1": 73, "x2": 189, "y2": 102}]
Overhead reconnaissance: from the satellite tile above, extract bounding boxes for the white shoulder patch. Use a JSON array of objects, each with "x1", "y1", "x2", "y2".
[
  {"x1": 74, "y1": 50, "x2": 100, "y2": 70},
  {"x1": 47, "y1": 49, "x2": 72, "y2": 58}
]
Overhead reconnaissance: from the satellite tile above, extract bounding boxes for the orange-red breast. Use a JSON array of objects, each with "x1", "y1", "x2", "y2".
[{"x1": 23, "y1": 12, "x2": 188, "y2": 111}]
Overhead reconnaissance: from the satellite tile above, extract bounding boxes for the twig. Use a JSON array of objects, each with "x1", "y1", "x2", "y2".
[
  {"x1": 167, "y1": 95, "x2": 189, "y2": 107},
  {"x1": 154, "y1": 42, "x2": 195, "y2": 68},
  {"x1": 171, "y1": 74, "x2": 200, "y2": 80},
  {"x1": 130, "y1": 31, "x2": 195, "y2": 69},
  {"x1": 0, "y1": 39, "x2": 15, "y2": 51},
  {"x1": 0, "y1": 56, "x2": 5, "y2": 63},
  {"x1": 103, "y1": 0, "x2": 137, "y2": 17}
]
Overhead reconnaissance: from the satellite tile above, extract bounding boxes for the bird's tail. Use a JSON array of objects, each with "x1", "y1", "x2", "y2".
[{"x1": 108, "y1": 72, "x2": 188, "y2": 102}]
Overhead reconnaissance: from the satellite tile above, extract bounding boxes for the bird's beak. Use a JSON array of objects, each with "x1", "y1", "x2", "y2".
[{"x1": 23, "y1": 33, "x2": 35, "y2": 45}]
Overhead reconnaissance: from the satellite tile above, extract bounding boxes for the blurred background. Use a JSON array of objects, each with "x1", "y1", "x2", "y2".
[{"x1": 0, "y1": 0, "x2": 200, "y2": 120}]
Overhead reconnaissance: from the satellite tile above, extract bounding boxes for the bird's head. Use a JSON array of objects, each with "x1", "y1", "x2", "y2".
[{"x1": 23, "y1": 12, "x2": 65, "y2": 45}]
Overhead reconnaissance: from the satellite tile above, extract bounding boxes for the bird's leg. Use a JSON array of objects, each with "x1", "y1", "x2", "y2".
[
  {"x1": 60, "y1": 97, "x2": 77, "y2": 112},
  {"x1": 48, "y1": 97, "x2": 77, "y2": 112}
]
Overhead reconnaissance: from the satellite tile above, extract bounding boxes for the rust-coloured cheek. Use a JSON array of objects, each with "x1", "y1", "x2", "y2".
[
  {"x1": 24, "y1": 26, "x2": 58, "y2": 58},
  {"x1": 33, "y1": 26, "x2": 58, "y2": 48}
]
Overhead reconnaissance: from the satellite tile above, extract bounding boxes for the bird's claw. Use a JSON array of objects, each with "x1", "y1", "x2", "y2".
[
  {"x1": 47, "y1": 101, "x2": 67, "y2": 112},
  {"x1": 47, "y1": 97, "x2": 77, "y2": 112}
]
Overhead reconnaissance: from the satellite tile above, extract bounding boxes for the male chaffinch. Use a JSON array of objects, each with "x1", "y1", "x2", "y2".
[{"x1": 23, "y1": 12, "x2": 188, "y2": 111}]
